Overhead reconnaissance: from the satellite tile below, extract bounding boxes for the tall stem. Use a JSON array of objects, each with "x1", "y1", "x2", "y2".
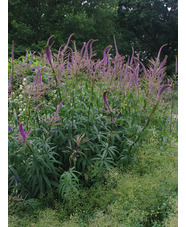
[
  {"x1": 170, "y1": 89, "x2": 175, "y2": 134},
  {"x1": 27, "y1": 99, "x2": 31, "y2": 130},
  {"x1": 128, "y1": 99, "x2": 160, "y2": 152},
  {"x1": 106, "y1": 111, "x2": 114, "y2": 153},
  {"x1": 71, "y1": 90, "x2": 75, "y2": 138},
  {"x1": 51, "y1": 65, "x2": 62, "y2": 101},
  {"x1": 36, "y1": 110, "x2": 40, "y2": 128},
  {"x1": 88, "y1": 80, "x2": 95, "y2": 122}
]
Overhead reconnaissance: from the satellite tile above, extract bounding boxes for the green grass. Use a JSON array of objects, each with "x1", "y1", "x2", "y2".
[{"x1": 9, "y1": 135, "x2": 177, "y2": 227}]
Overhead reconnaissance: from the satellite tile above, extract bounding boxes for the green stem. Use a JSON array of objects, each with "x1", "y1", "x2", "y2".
[
  {"x1": 36, "y1": 110, "x2": 40, "y2": 128},
  {"x1": 106, "y1": 111, "x2": 114, "y2": 154},
  {"x1": 27, "y1": 99, "x2": 31, "y2": 130},
  {"x1": 51, "y1": 65, "x2": 62, "y2": 101},
  {"x1": 88, "y1": 80, "x2": 95, "y2": 123},
  {"x1": 128, "y1": 99, "x2": 160, "y2": 152},
  {"x1": 26, "y1": 141, "x2": 34, "y2": 154},
  {"x1": 72, "y1": 90, "x2": 75, "y2": 138},
  {"x1": 170, "y1": 89, "x2": 175, "y2": 134}
]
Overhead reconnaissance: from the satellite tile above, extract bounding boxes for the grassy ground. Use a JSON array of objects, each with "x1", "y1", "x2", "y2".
[{"x1": 9, "y1": 134, "x2": 177, "y2": 227}]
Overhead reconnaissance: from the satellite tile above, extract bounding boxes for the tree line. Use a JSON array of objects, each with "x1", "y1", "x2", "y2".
[{"x1": 9, "y1": 0, "x2": 177, "y2": 75}]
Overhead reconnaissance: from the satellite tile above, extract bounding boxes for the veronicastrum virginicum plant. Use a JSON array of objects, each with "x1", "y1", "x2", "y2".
[{"x1": 8, "y1": 35, "x2": 176, "y2": 199}]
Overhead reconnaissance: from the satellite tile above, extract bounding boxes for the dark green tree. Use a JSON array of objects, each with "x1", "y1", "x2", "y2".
[
  {"x1": 8, "y1": 0, "x2": 118, "y2": 59},
  {"x1": 117, "y1": 0, "x2": 178, "y2": 75},
  {"x1": 8, "y1": 0, "x2": 47, "y2": 56}
]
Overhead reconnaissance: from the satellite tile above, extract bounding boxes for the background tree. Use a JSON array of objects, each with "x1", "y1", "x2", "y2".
[
  {"x1": 8, "y1": 0, "x2": 47, "y2": 56},
  {"x1": 8, "y1": 0, "x2": 177, "y2": 74},
  {"x1": 8, "y1": 0, "x2": 118, "y2": 59},
  {"x1": 117, "y1": 0, "x2": 178, "y2": 75}
]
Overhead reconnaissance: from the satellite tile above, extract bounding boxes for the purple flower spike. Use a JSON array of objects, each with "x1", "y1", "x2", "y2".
[
  {"x1": 34, "y1": 68, "x2": 42, "y2": 87},
  {"x1": 34, "y1": 74, "x2": 38, "y2": 86},
  {"x1": 63, "y1": 33, "x2": 74, "y2": 53},
  {"x1": 103, "y1": 91, "x2": 111, "y2": 112},
  {"x1": 81, "y1": 42, "x2": 86, "y2": 56},
  {"x1": 37, "y1": 68, "x2": 42, "y2": 85},
  {"x1": 47, "y1": 35, "x2": 54, "y2": 46},
  {"x1": 84, "y1": 39, "x2": 92, "y2": 59},
  {"x1": 157, "y1": 44, "x2": 167, "y2": 60},
  {"x1": 45, "y1": 45, "x2": 53, "y2": 66},
  {"x1": 157, "y1": 84, "x2": 171, "y2": 98},
  {"x1": 29, "y1": 51, "x2": 36, "y2": 65},
  {"x1": 23, "y1": 50, "x2": 29, "y2": 64},
  {"x1": 15, "y1": 178, "x2": 18, "y2": 181},
  {"x1": 90, "y1": 39, "x2": 98, "y2": 59},
  {"x1": 19, "y1": 123, "x2": 27, "y2": 139},
  {"x1": 16, "y1": 120, "x2": 32, "y2": 142},
  {"x1": 55, "y1": 98, "x2": 66, "y2": 117}
]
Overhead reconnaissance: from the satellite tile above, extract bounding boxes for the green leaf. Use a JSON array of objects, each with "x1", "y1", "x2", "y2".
[{"x1": 43, "y1": 174, "x2": 51, "y2": 189}]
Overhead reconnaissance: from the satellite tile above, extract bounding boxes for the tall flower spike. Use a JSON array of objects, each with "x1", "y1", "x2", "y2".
[
  {"x1": 34, "y1": 68, "x2": 42, "y2": 87},
  {"x1": 23, "y1": 50, "x2": 29, "y2": 64},
  {"x1": 81, "y1": 42, "x2": 86, "y2": 56},
  {"x1": 55, "y1": 98, "x2": 66, "y2": 117},
  {"x1": 37, "y1": 67, "x2": 42, "y2": 84},
  {"x1": 63, "y1": 33, "x2": 74, "y2": 53},
  {"x1": 157, "y1": 84, "x2": 171, "y2": 99},
  {"x1": 18, "y1": 121, "x2": 27, "y2": 139},
  {"x1": 157, "y1": 44, "x2": 167, "y2": 61},
  {"x1": 45, "y1": 45, "x2": 53, "y2": 66},
  {"x1": 29, "y1": 51, "x2": 36, "y2": 65},
  {"x1": 47, "y1": 35, "x2": 54, "y2": 46},
  {"x1": 90, "y1": 39, "x2": 98, "y2": 59},
  {"x1": 128, "y1": 66, "x2": 138, "y2": 87},
  {"x1": 17, "y1": 120, "x2": 32, "y2": 142},
  {"x1": 103, "y1": 91, "x2": 111, "y2": 112},
  {"x1": 84, "y1": 39, "x2": 92, "y2": 59},
  {"x1": 100, "y1": 45, "x2": 112, "y2": 65},
  {"x1": 45, "y1": 35, "x2": 55, "y2": 66},
  {"x1": 57, "y1": 44, "x2": 65, "y2": 60}
]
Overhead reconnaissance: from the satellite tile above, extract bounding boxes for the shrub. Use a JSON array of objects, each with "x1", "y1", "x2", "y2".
[{"x1": 8, "y1": 35, "x2": 177, "y2": 224}]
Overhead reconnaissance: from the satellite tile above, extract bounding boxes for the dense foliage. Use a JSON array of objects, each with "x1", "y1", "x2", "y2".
[
  {"x1": 8, "y1": 36, "x2": 177, "y2": 226},
  {"x1": 117, "y1": 0, "x2": 178, "y2": 75},
  {"x1": 8, "y1": 0, "x2": 177, "y2": 75}
]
